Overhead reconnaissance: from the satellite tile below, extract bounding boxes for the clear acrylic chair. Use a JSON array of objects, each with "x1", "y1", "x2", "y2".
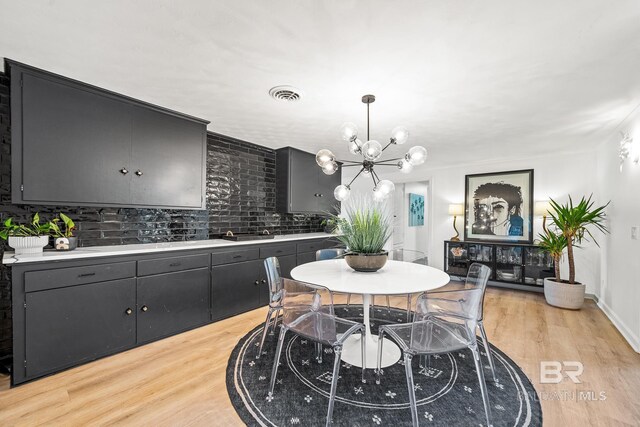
[
  {"x1": 472, "y1": 266, "x2": 497, "y2": 383},
  {"x1": 388, "y1": 249, "x2": 429, "y2": 321},
  {"x1": 256, "y1": 256, "x2": 285, "y2": 359},
  {"x1": 269, "y1": 278, "x2": 366, "y2": 427},
  {"x1": 316, "y1": 248, "x2": 350, "y2": 308},
  {"x1": 376, "y1": 263, "x2": 492, "y2": 427}
]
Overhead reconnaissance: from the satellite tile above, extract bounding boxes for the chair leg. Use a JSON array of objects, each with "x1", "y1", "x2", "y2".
[
  {"x1": 346, "y1": 293, "x2": 351, "y2": 306},
  {"x1": 256, "y1": 307, "x2": 274, "y2": 359},
  {"x1": 376, "y1": 329, "x2": 385, "y2": 384},
  {"x1": 406, "y1": 294, "x2": 412, "y2": 322},
  {"x1": 360, "y1": 327, "x2": 366, "y2": 383},
  {"x1": 268, "y1": 327, "x2": 287, "y2": 396},
  {"x1": 479, "y1": 321, "x2": 497, "y2": 383},
  {"x1": 326, "y1": 345, "x2": 343, "y2": 427},
  {"x1": 315, "y1": 342, "x2": 323, "y2": 364},
  {"x1": 272, "y1": 308, "x2": 281, "y2": 332},
  {"x1": 403, "y1": 353, "x2": 419, "y2": 427},
  {"x1": 386, "y1": 295, "x2": 391, "y2": 312},
  {"x1": 471, "y1": 345, "x2": 492, "y2": 427}
]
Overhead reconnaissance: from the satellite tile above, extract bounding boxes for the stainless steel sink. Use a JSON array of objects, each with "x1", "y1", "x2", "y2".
[{"x1": 221, "y1": 232, "x2": 275, "y2": 241}]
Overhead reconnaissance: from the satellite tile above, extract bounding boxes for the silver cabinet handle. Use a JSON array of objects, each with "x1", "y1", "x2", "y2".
[
  {"x1": 135, "y1": 170, "x2": 143, "y2": 176},
  {"x1": 120, "y1": 167, "x2": 129, "y2": 175}
]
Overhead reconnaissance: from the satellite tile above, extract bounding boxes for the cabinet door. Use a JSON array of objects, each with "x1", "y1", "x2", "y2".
[
  {"x1": 258, "y1": 254, "x2": 296, "y2": 306},
  {"x1": 289, "y1": 149, "x2": 319, "y2": 212},
  {"x1": 316, "y1": 167, "x2": 342, "y2": 213},
  {"x1": 137, "y1": 268, "x2": 210, "y2": 343},
  {"x1": 20, "y1": 72, "x2": 132, "y2": 205},
  {"x1": 211, "y1": 260, "x2": 261, "y2": 320},
  {"x1": 25, "y1": 278, "x2": 136, "y2": 379},
  {"x1": 296, "y1": 251, "x2": 318, "y2": 267},
  {"x1": 130, "y1": 106, "x2": 206, "y2": 208}
]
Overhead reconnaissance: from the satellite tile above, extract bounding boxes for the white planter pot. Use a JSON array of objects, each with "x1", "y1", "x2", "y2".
[
  {"x1": 543, "y1": 277, "x2": 586, "y2": 310},
  {"x1": 8, "y1": 236, "x2": 49, "y2": 255}
]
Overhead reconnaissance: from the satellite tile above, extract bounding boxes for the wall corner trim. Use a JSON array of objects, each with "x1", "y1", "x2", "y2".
[{"x1": 597, "y1": 300, "x2": 640, "y2": 353}]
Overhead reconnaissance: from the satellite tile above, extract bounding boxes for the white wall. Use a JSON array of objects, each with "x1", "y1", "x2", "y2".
[
  {"x1": 595, "y1": 108, "x2": 640, "y2": 352},
  {"x1": 356, "y1": 150, "x2": 602, "y2": 295}
]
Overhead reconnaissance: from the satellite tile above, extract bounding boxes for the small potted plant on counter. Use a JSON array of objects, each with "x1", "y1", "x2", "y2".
[
  {"x1": 50, "y1": 213, "x2": 77, "y2": 251},
  {"x1": 327, "y1": 196, "x2": 392, "y2": 272},
  {"x1": 0, "y1": 213, "x2": 51, "y2": 255},
  {"x1": 539, "y1": 195, "x2": 609, "y2": 309}
]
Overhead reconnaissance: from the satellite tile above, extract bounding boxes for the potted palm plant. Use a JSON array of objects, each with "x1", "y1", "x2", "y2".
[
  {"x1": 0, "y1": 213, "x2": 51, "y2": 255},
  {"x1": 327, "y1": 198, "x2": 392, "y2": 272},
  {"x1": 50, "y1": 213, "x2": 78, "y2": 251},
  {"x1": 540, "y1": 195, "x2": 609, "y2": 309}
]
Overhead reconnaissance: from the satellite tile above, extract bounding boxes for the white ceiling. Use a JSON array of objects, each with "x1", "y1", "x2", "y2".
[{"x1": 1, "y1": 0, "x2": 639, "y2": 168}]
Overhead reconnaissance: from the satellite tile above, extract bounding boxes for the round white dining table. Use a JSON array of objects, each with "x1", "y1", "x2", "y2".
[{"x1": 290, "y1": 259, "x2": 450, "y2": 369}]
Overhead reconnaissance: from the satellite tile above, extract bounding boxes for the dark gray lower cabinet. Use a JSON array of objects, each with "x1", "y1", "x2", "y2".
[
  {"x1": 211, "y1": 259, "x2": 262, "y2": 321},
  {"x1": 136, "y1": 268, "x2": 210, "y2": 343},
  {"x1": 296, "y1": 251, "x2": 317, "y2": 266},
  {"x1": 25, "y1": 278, "x2": 136, "y2": 379},
  {"x1": 11, "y1": 237, "x2": 342, "y2": 385},
  {"x1": 258, "y1": 254, "x2": 296, "y2": 305}
]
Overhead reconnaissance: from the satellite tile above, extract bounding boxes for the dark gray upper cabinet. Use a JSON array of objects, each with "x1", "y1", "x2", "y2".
[
  {"x1": 276, "y1": 147, "x2": 342, "y2": 214},
  {"x1": 7, "y1": 59, "x2": 209, "y2": 209}
]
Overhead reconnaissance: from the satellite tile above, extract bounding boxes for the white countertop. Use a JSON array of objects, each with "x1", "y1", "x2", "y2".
[{"x1": 2, "y1": 232, "x2": 336, "y2": 265}]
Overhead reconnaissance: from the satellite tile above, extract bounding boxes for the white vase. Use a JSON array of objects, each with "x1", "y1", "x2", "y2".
[
  {"x1": 8, "y1": 236, "x2": 49, "y2": 255},
  {"x1": 543, "y1": 277, "x2": 586, "y2": 309}
]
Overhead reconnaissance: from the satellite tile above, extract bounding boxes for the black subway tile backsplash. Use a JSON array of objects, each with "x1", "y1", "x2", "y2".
[{"x1": 0, "y1": 70, "x2": 325, "y2": 362}]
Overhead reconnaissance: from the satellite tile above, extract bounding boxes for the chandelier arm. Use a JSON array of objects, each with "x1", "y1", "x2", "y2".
[
  {"x1": 381, "y1": 139, "x2": 395, "y2": 152},
  {"x1": 347, "y1": 167, "x2": 366, "y2": 187},
  {"x1": 378, "y1": 157, "x2": 403, "y2": 162},
  {"x1": 341, "y1": 164, "x2": 365, "y2": 167},
  {"x1": 371, "y1": 171, "x2": 378, "y2": 187},
  {"x1": 372, "y1": 169, "x2": 382, "y2": 183},
  {"x1": 339, "y1": 160, "x2": 364, "y2": 164},
  {"x1": 374, "y1": 163, "x2": 402, "y2": 167}
]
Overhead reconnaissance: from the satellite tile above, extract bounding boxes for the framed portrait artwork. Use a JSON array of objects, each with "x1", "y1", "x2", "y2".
[{"x1": 464, "y1": 169, "x2": 534, "y2": 243}]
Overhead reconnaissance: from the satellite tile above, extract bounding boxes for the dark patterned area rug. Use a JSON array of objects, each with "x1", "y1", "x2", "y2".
[{"x1": 226, "y1": 306, "x2": 542, "y2": 426}]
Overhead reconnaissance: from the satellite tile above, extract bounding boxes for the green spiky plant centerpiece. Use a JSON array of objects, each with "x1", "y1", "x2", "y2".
[
  {"x1": 537, "y1": 195, "x2": 609, "y2": 309},
  {"x1": 327, "y1": 196, "x2": 392, "y2": 272}
]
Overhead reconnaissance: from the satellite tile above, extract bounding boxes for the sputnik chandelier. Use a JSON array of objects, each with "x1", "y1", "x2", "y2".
[{"x1": 315, "y1": 94, "x2": 428, "y2": 201}]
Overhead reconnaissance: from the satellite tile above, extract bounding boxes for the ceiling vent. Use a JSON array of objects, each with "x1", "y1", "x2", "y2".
[{"x1": 269, "y1": 85, "x2": 302, "y2": 102}]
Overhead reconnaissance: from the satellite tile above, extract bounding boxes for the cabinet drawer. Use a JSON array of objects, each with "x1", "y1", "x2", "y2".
[
  {"x1": 259, "y1": 243, "x2": 297, "y2": 258},
  {"x1": 137, "y1": 253, "x2": 209, "y2": 276},
  {"x1": 211, "y1": 248, "x2": 259, "y2": 266},
  {"x1": 25, "y1": 261, "x2": 136, "y2": 293},
  {"x1": 296, "y1": 239, "x2": 338, "y2": 254}
]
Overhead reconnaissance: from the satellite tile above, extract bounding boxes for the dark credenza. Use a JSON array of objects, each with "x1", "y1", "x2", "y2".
[
  {"x1": 6, "y1": 59, "x2": 209, "y2": 209},
  {"x1": 10, "y1": 237, "x2": 342, "y2": 386},
  {"x1": 444, "y1": 240, "x2": 555, "y2": 288}
]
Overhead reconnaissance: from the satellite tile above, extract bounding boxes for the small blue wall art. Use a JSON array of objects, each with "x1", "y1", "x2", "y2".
[{"x1": 409, "y1": 193, "x2": 424, "y2": 226}]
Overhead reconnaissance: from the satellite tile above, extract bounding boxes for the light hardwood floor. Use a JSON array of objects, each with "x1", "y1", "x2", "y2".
[{"x1": 1, "y1": 286, "x2": 639, "y2": 426}]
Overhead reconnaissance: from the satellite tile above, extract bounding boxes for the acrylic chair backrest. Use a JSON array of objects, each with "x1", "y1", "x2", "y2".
[
  {"x1": 389, "y1": 249, "x2": 428, "y2": 265},
  {"x1": 281, "y1": 278, "x2": 337, "y2": 344},
  {"x1": 408, "y1": 267, "x2": 488, "y2": 353},
  {"x1": 263, "y1": 257, "x2": 284, "y2": 299},
  {"x1": 315, "y1": 248, "x2": 345, "y2": 261},
  {"x1": 464, "y1": 263, "x2": 491, "y2": 320}
]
